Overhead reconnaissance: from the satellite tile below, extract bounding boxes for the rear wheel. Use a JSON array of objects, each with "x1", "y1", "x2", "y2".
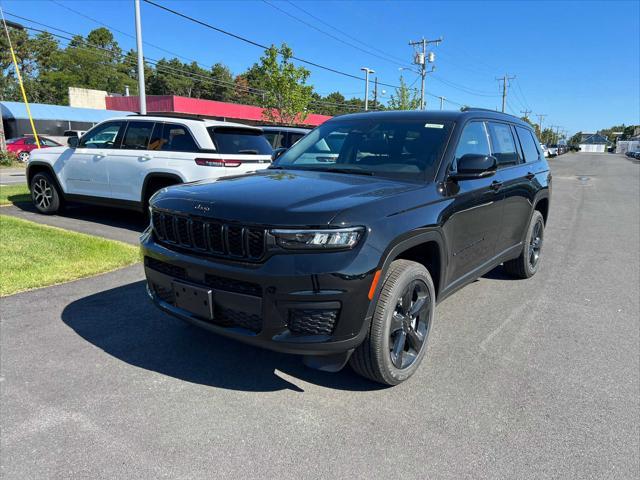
[
  {"x1": 31, "y1": 171, "x2": 63, "y2": 214},
  {"x1": 350, "y1": 260, "x2": 435, "y2": 386},
  {"x1": 503, "y1": 210, "x2": 544, "y2": 278}
]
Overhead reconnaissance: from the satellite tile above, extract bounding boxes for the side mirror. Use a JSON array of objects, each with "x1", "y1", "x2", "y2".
[
  {"x1": 450, "y1": 154, "x2": 497, "y2": 180},
  {"x1": 67, "y1": 136, "x2": 79, "y2": 148},
  {"x1": 271, "y1": 147, "x2": 287, "y2": 162}
]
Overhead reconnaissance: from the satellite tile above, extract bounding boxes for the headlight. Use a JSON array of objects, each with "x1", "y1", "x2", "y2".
[{"x1": 271, "y1": 227, "x2": 365, "y2": 250}]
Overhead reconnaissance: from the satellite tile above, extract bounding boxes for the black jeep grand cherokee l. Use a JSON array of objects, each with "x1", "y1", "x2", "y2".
[{"x1": 141, "y1": 109, "x2": 550, "y2": 385}]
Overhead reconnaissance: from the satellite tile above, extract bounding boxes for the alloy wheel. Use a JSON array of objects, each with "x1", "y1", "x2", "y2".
[
  {"x1": 389, "y1": 280, "x2": 431, "y2": 369},
  {"x1": 529, "y1": 220, "x2": 543, "y2": 268},
  {"x1": 18, "y1": 151, "x2": 30, "y2": 162},
  {"x1": 33, "y1": 178, "x2": 53, "y2": 210}
]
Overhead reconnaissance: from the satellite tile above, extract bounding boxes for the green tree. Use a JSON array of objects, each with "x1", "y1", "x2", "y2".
[
  {"x1": 387, "y1": 75, "x2": 420, "y2": 111},
  {"x1": 256, "y1": 44, "x2": 313, "y2": 125}
]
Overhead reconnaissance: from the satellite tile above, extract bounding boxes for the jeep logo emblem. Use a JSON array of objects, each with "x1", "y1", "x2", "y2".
[{"x1": 194, "y1": 203, "x2": 211, "y2": 212}]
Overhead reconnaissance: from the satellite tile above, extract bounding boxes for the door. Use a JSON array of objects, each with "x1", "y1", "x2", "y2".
[
  {"x1": 62, "y1": 121, "x2": 124, "y2": 197},
  {"x1": 487, "y1": 122, "x2": 534, "y2": 254},
  {"x1": 442, "y1": 121, "x2": 504, "y2": 287},
  {"x1": 107, "y1": 121, "x2": 157, "y2": 201}
]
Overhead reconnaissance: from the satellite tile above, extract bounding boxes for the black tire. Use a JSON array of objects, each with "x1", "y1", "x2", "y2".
[
  {"x1": 503, "y1": 210, "x2": 544, "y2": 279},
  {"x1": 350, "y1": 259, "x2": 435, "y2": 386},
  {"x1": 30, "y1": 171, "x2": 63, "y2": 214}
]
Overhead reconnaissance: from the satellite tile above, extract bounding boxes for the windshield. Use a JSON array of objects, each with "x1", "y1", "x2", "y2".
[
  {"x1": 208, "y1": 127, "x2": 272, "y2": 155},
  {"x1": 273, "y1": 118, "x2": 453, "y2": 180}
]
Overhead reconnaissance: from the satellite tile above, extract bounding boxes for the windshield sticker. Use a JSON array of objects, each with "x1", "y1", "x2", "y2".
[{"x1": 424, "y1": 123, "x2": 444, "y2": 129}]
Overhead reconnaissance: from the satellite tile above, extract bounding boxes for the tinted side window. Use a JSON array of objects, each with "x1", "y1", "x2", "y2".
[
  {"x1": 157, "y1": 123, "x2": 199, "y2": 152},
  {"x1": 264, "y1": 131, "x2": 285, "y2": 149},
  {"x1": 515, "y1": 126, "x2": 541, "y2": 163},
  {"x1": 79, "y1": 121, "x2": 124, "y2": 149},
  {"x1": 288, "y1": 132, "x2": 305, "y2": 146},
  {"x1": 487, "y1": 122, "x2": 520, "y2": 167},
  {"x1": 25, "y1": 138, "x2": 36, "y2": 145},
  {"x1": 208, "y1": 127, "x2": 272, "y2": 155},
  {"x1": 453, "y1": 121, "x2": 491, "y2": 170},
  {"x1": 121, "y1": 121, "x2": 154, "y2": 150}
]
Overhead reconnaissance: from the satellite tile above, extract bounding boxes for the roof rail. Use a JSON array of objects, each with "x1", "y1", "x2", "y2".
[
  {"x1": 460, "y1": 107, "x2": 499, "y2": 113},
  {"x1": 126, "y1": 113, "x2": 206, "y2": 122}
]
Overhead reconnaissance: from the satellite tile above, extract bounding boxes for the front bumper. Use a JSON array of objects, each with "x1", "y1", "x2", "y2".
[{"x1": 140, "y1": 228, "x2": 376, "y2": 356}]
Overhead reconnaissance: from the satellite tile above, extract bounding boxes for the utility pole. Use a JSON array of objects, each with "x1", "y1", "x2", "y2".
[
  {"x1": 360, "y1": 67, "x2": 374, "y2": 111},
  {"x1": 520, "y1": 109, "x2": 532, "y2": 120},
  {"x1": 550, "y1": 125, "x2": 561, "y2": 144},
  {"x1": 536, "y1": 113, "x2": 547, "y2": 137},
  {"x1": 134, "y1": 0, "x2": 147, "y2": 114},
  {"x1": 409, "y1": 36, "x2": 441, "y2": 110},
  {"x1": 373, "y1": 77, "x2": 379, "y2": 111},
  {"x1": 495, "y1": 74, "x2": 516, "y2": 113},
  {"x1": 438, "y1": 96, "x2": 445, "y2": 110}
]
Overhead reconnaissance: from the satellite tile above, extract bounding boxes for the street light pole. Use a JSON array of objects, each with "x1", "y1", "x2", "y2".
[
  {"x1": 361, "y1": 67, "x2": 374, "y2": 111},
  {"x1": 134, "y1": 0, "x2": 147, "y2": 114}
]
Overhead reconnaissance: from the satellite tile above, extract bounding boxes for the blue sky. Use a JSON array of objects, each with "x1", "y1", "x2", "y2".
[{"x1": 4, "y1": 0, "x2": 639, "y2": 134}]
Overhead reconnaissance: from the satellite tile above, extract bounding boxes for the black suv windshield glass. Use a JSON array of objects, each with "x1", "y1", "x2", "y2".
[
  {"x1": 208, "y1": 127, "x2": 272, "y2": 155},
  {"x1": 273, "y1": 119, "x2": 453, "y2": 180}
]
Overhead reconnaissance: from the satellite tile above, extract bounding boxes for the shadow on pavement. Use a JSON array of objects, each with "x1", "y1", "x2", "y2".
[
  {"x1": 12, "y1": 201, "x2": 147, "y2": 233},
  {"x1": 61, "y1": 280, "x2": 383, "y2": 393}
]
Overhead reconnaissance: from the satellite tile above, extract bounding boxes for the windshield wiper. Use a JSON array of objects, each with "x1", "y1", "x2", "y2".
[
  {"x1": 322, "y1": 167, "x2": 375, "y2": 176},
  {"x1": 238, "y1": 149, "x2": 259, "y2": 154}
]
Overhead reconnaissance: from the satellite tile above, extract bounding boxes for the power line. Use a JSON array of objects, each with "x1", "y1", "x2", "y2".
[
  {"x1": 261, "y1": 0, "x2": 408, "y2": 69},
  {"x1": 142, "y1": 0, "x2": 367, "y2": 83},
  {"x1": 48, "y1": 0, "x2": 201, "y2": 64},
  {"x1": 283, "y1": 0, "x2": 408, "y2": 66}
]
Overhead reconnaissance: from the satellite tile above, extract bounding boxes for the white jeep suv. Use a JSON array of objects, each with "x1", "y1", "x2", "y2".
[{"x1": 27, "y1": 115, "x2": 273, "y2": 214}]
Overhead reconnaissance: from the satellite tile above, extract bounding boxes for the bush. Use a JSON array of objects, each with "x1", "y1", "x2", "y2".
[{"x1": 0, "y1": 150, "x2": 19, "y2": 166}]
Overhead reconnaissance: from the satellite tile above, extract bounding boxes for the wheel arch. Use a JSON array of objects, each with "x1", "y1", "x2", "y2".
[
  {"x1": 141, "y1": 172, "x2": 184, "y2": 204},
  {"x1": 373, "y1": 230, "x2": 446, "y2": 306},
  {"x1": 26, "y1": 162, "x2": 64, "y2": 195}
]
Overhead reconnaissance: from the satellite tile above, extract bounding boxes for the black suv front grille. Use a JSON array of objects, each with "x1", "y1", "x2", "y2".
[{"x1": 152, "y1": 209, "x2": 266, "y2": 260}]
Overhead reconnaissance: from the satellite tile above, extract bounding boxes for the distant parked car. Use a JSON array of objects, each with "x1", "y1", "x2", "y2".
[
  {"x1": 63, "y1": 129, "x2": 86, "y2": 138},
  {"x1": 6, "y1": 136, "x2": 62, "y2": 162},
  {"x1": 626, "y1": 150, "x2": 640, "y2": 159},
  {"x1": 540, "y1": 144, "x2": 549, "y2": 157},
  {"x1": 547, "y1": 145, "x2": 558, "y2": 157},
  {"x1": 261, "y1": 126, "x2": 310, "y2": 149},
  {"x1": 27, "y1": 115, "x2": 273, "y2": 214}
]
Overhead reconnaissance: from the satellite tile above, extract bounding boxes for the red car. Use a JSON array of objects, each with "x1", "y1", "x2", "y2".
[{"x1": 6, "y1": 136, "x2": 62, "y2": 162}]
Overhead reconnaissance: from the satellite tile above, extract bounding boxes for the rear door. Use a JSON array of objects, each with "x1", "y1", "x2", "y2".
[
  {"x1": 62, "y1": 120, "x2": 124, "y2": 197},
  {"x1": 489, "y1": 122, "x2": 537, "y2": 254},
  {"x1": 442, "y1": 120, "x2": 504, "y2": 287}
]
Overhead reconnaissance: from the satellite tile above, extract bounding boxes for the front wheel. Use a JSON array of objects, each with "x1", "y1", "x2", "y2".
[
  {"x1": 18, "y1": 151, "x2": 30, "y2": 162},
  {"x1": 503, "y1": 210, "x2": 545, "y2": 278},
  {"x1": 31, "y1": 172, "x2": 63, "y2": 214},
  {"x1": 350, "y1": 260, "x2": 435, "y2": 386}
]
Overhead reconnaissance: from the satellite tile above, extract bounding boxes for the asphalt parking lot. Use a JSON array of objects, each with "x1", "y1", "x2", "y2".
[{"x1": 1, "y1": 153, "x2": 638, "y2": 479}]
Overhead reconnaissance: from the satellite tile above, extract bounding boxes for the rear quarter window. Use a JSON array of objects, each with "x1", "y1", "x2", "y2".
[{"x1": 208, "y1": 127, "x2": 272, "y2": 155}]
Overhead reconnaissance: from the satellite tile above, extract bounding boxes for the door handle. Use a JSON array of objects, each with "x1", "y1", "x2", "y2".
[
  {"x1": 94, "y1": 154, "x2": 105, "y2": 160},
  {"x1": 489, "y1": 180, "x2": 503, "y2": 192},
  {"x1": 525, "y1": 172, "x2": 535, "y2": 180},
  {"x1": 140, "y1": 155, "x2": 152, "y2": 161}
]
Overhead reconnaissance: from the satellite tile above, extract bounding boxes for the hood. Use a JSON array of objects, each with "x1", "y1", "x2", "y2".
[
  {"x1": 151, "y1": 169, "x2": 423, "y2": 226},
  {"x1": 29, "y1": 146, "x2": 68, "y2": 157}
]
